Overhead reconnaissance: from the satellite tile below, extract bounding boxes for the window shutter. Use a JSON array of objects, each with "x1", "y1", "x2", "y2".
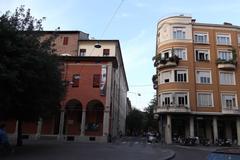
[
  {"x1": 72, "y1": 74, "x2": 80, "y2": 87},
  {"x1": 63, "y1": 37, "x2": 69, "y2": 45},
  {"x1": 196, "y1": 50, "x2": 199, "y2": 60},
  {"x1": 103, "y1": 49, "x2": 110, "y2": 56},
  {"x1": 174, "y1": 70, "x2": 177, "y2": 81},
  {"x1": 93, "y1": 74, "x2": 100, "y2": 88}
]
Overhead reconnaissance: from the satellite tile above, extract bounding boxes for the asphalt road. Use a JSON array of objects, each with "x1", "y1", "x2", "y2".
[
  {"x1": 166, "y1": 145, "x2": 212, "y2": 160},
  {"x1": 1, "y1": 137, "x2": 173, "y2": 160}
]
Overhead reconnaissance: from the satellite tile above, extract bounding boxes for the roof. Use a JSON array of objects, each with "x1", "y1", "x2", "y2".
[
  {"x1": 40, "y1": 30, "x2": 87, "y2": 34},
  {"x1": 193, "y1": 22, "x2": 240, "y2": 29},
  {"x1": 57, "y1": 56, "x2": 118, "y2": 68}
]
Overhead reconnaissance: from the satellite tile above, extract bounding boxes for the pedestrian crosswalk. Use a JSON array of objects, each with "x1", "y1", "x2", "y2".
[
  {"x1": 117, "y1": 136, "x2": 161, "y2": 146},
  {"x1": 119, "y1": 141, "x2": 158, "y2": 145}
]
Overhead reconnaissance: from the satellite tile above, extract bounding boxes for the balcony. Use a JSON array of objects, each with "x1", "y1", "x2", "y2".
[
  {"x1": 154, "y1": 105, "x2": 191, "y2": 113},
  {"x1": 217, "y1": 58, "x2": 237, "y2": 70},
  {"x1": 217, "y1": 63, "x2": 236, "y2": 70},
  {"x1": 216, "y1": 49, "x2": 237, "y2": 70},
  {"x1": 154, "y1": 55, "x2": 180, "y2": 69},
  {"x1": 152, "y1": 74, "x2": 158, "y2": 90},
  {"x1": 222, "y1": 107, "x2": 240, "y2": 114}
]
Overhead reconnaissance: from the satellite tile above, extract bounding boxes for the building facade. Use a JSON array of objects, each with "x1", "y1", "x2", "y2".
[
  {"x1": 153, "y1": 16, "x2": 240, "y2": 145},
  {"x1": 5, "y1": 31, "x2": 129, "y2": 142}
]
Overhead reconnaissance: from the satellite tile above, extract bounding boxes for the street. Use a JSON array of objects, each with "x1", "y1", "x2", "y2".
[
  {"x1": 1, "y1": 137, "x2": 221, "y2": 160},
  {"x1": 2, "y1": 137, "x2": 173, "y2": 160}
]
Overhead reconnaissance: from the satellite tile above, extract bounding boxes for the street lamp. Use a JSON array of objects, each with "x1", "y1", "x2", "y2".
[
  {"x1": 128, "y1": 91, "x2": 141, "y2": 96},
  {"x1": 94, "y1": 41, "x2": 101, "y2": 48}
]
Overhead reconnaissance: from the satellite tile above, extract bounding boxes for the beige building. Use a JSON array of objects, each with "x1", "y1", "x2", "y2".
[{"x1": 153, "y1": 16, "x2": 240, "y2": 145}]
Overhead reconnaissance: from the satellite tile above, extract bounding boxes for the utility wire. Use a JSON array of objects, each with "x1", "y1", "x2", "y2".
[
  {"x1": 66, "y1": 0, "x2": 125, "y2": 82},
  {"x1": 100, "y1": 0, "x2": 125, "y2": 38}
]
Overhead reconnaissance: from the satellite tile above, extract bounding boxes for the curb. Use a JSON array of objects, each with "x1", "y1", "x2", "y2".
[{"x1": 161, "y1": 150, "x2": 176, "y2": 160}]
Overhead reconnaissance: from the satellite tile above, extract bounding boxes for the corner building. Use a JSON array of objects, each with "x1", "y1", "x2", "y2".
[{"x1": 153, "y1": 16, "x2": 240, "y2": 145}]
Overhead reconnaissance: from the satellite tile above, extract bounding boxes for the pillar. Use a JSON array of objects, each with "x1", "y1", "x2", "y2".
[
  {"x1": 35, "y1": 118, "x2": 43, "y2": 139},
  {"x1": 185, "y1": 120, "x2": 190, "y2": 137},
  {"x1": 190, "y1": 116, "x2": 194, "y2": 137},
  {"x1": 58, "y1": 110, "x2": 65, "y2": 140},
  {"x1": 213, "y1": 116, "x2": 218, "y2": 144},
  {"x1": 236, "y1": 118, "x2": 240, "y2": 146},
  {"x1": 165, "y1": 115, "x2": 172, "y2": 144},
  {"x1": 80, "y1": 110, "x2": 86, "y2": 136},
  {"x1": 225, "y1": 121, "x2": 232, "y2": 140},
  {"x1": 103, "y1": 110, "x2": 110, "y2": 136},
  {"x1": 206, "y1": 121, "x2": 212, "y2": 143}
]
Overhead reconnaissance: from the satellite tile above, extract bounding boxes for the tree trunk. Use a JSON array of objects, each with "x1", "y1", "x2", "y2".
[{"x1": 17, "y1": 120, "x2": 23, "y2": 146}]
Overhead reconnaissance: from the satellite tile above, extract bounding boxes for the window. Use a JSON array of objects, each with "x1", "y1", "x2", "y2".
[
  {"x1": 79, "y1": 49, "x2": 86, "y2": 56},
  {"x1": 217, "y1": 34, "x2": 231, "y2": 45},
  {"x1": 159, "y1": 92, "x2": 189, "y2": 107},
  {"x1": 72, "y1": 74, "x2": 80, "y2": 87},
  {"x1": 238, "y1": 34, "x2": 240, "y2": 44},
  {"x1": 173, "y1": 27, "x2": 186, "y2": 39},
  {"x1": 218, "y1": 50, "x2": 232, "y2": 60},
  {"x1": 103, "y1": 49, "x2": 110, "y2": 56},
  {"x1": 174, "y1": 70, "x2": 187, "y2": 82},
  {"x1": 173, "y1": 48, "x2": 187, "y2": 60},
  {"x1": 196, "y1": 49, "x2": 210, "y2": 61},
  {"x1": 196, "y1": 70, "x2": 211, "y2": 84},
  {"x1": 220, "y1": 72, "x2": 235, "y2": 85},
  {"x1": 93, "y1": 74, "x2": 100, "y2": 88},
  {"x1": 160, "y1": 71, "x2": 172, "y2": 83},
  {"x1": 194, "y1": 32, "x2": 208, "y2": 43},
  {"x1": 222, "y1": 94, "x2": 237, "y2": 108},
  {"x1": 175, "y1": 93, "x2": 188, "y2": 106},
  {"x1": 197, "y1": 92, "x2": 213, "y2": 107},
  {"x1": 161, "y1": 93, "x2": 172, "y2": 106},
  {"x1": 161, "y1": 50, "x2": 172, "y2": 59},
  {"x1": 63, "y1": 37, "x2": 69, "y2": 45}
]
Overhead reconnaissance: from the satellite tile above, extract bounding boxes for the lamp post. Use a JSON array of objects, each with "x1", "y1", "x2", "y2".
[{"x1": 128, "y1": 91, "x2": 141, "y2": 97}]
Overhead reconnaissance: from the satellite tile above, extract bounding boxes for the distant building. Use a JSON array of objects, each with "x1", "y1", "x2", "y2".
[
  {"x1": 5, "y1": 31, "x2": 129, "y2": 142},
  {"x1": 153, "y1": 16, "x2": 240, "y2": 145}
]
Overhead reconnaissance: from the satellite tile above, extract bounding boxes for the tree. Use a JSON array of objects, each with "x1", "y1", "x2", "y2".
[
  {"x1": 126, "y1": 108, "x2": 144, "y2": 136},
  {"x1": 0, "y1": 6, "x2": 65, "y2": 146},
  {"x1": 143, "y1": 95, "x2": 159, "y2": 132}
]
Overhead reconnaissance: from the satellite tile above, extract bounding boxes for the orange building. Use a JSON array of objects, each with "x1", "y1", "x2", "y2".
[
  {"x1": 153, "y1": 16, "x2": 240, "y2": 145},
  {"x1": 5, "y1": 31, "x2": 129, "y2": 142}
]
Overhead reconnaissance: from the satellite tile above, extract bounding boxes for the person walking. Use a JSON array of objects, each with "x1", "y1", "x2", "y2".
[{"x1": 0, "y1": 123, "x2": 12, "y2": 155}]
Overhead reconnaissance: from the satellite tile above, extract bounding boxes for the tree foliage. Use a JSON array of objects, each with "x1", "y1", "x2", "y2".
[
  {"x1": 143, "y1": 95, "x2": 158, "y2": 131},
  {"x1": 126, "y1": 108, "x2": 144, "y2": 135},
  {"x1": 0, "y1": 6, "x2": 64, "y2": 145},
  {"x1": 126, "y1": 96, "x2": 159, "y2": 136}
]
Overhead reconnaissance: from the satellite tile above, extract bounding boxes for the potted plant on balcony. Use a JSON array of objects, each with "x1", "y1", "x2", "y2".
[{"x1": 216, "y1": 48, "x2": 237, "y2": 65}]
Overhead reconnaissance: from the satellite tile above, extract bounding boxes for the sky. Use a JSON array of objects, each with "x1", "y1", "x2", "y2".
[{"x1": 1, "y1": 0, "x2": 240, "y2": 111}]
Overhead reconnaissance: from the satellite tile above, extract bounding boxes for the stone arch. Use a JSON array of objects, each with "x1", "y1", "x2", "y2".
[
  {"x1": 85, "y1": 100, "x2": 104, "y2": 136},
  {"x1": 64, "y1": 99, "x2": 82, "y2": 135}
]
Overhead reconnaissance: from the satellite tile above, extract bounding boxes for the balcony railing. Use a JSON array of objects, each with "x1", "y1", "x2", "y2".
[
  {"x1": 153, "y1": 55, "x2": 180, "y2": 69},
  {"x1": 216, "y1": 59, "x2": 237, "y2": 70},
  {"x1": 152, "y1": 74, "x2": 158, "y2": 90},
  {"x1": 222, "y1": 107, "x2": 240, "y2": 114},
  {"x1": 154, "y1": 105, "x2": 191, "y2": 113}
]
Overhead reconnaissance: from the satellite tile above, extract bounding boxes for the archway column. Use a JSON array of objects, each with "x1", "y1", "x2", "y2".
[
  {"x1": 103, "y1": 109, "x2": 110, "y2": 136},
  {"x1": 81, "y1": 110, "x2": 86, "y2": 136},
  {"x1": 213, "y1": 116, "x2": 218, "y2": 144},
  {"x1": 58, "y1": 110, "x2": 65, "y2": 140}
]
